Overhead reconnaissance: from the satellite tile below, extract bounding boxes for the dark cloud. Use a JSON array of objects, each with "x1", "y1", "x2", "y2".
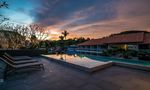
[{"x1": 33, "y1": 0, "x2": 117, "y2": 26}]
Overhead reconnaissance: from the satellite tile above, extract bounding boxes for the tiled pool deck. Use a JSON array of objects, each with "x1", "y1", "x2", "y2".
[{"x1": 0, "y1": 57, "x2": 150, "y2": 90}]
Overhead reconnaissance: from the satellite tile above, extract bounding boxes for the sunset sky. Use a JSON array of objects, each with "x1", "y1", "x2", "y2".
[{"x1": 1, "y1": 0, "x2": 150, "y2": 40}]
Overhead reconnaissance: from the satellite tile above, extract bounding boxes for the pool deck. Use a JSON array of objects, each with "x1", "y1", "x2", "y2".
[{"x1": 0, "y1": 57, "x2": 150, "y2": 90}]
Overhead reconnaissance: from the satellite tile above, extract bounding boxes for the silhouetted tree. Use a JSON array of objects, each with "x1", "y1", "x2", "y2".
[
  {"x1": 0, "y1": 1, "x2": 8, "y2": 8},
  {"x1": 29, "y1": 24, "x2": 48, "y2": 41},
  {"x1": 59, "y1": 35, "x2": 64, "y2": 41},
  {"x1": 0, "y1": 16, "x2": 9, "y2": 24},
  {"x1": 62, "y1": 30, "x2": 69, "y2": 40},
  {"x1": 0, "y1": 1, "x2": 9, "y2": 24}
]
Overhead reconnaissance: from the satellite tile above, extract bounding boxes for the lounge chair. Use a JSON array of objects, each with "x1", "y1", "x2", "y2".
[
  {"x1": 4, "y1": 53, "x2": 32, "y2": 61},
  {"x1": 0, "y1": 57, "x2": 44, "y2": 78},
  {"x1": 3, "y1": 55, "x2": 38, "y2": 64}
]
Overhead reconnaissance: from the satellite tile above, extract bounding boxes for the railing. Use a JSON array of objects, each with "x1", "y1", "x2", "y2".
[
  {"x1": 0, "y1": 49, "x2": 47, "y2": 56},
  {"x1": 76, "y1": 48, "x2": 105, "y2": 51},
  {"x1": 76, "y1": 48, "x2": 104, "y2": 54},
  {"x1": 140, "y1": 49, "x2": 150, "y2": 53}
]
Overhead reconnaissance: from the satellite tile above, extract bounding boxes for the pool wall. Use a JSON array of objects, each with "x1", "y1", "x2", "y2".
[{"x1": 114, "y1": 62, "x2": 150, "y2": 71}]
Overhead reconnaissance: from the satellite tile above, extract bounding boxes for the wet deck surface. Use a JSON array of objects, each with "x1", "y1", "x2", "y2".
[{"x1": 0, "y1": 57, "x2": 150, "y2": 90}]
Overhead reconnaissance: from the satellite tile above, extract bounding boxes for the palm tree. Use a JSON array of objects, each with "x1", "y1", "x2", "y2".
[
  {"x1": 62, "y1": 30, "x2": 69, "y2": 40},
  {"x1": 59, "y1": 35, "x2": 64, "y2": 49},
  {"x1": 61, "y1": 30, "x2": 69, "y2": 52},
  {"x1": 59, "y1": 35, "x2": 64, "y2": 41}
]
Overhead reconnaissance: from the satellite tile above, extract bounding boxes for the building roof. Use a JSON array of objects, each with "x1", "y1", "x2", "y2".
[
  {"x1": 78, "y1": 38, "x2": 105, "y2": 46},
  {"x1": 78, "y1": 32, "x2": 150, "y2": 46},
  {"x1": 105, "y1": 32, "x2": 144, "y2": 44}
]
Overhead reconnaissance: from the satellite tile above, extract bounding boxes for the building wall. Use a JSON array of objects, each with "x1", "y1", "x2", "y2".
[
  {"x1": 77, "y1": 45, "x2": 107, "y2": 53},
  {"x1": 0, "y1": 31, "x2": 26, "y2": 49},
  {"x1": 0, "y1": 33, "x2": 9, "y2": 49},
  {"x1": 108, "y1": 44, "x2": 139, "y2": 51},
  {"x1": 78, "y1": 44, "x2": 149, "y2": 53},
  {"x1": 128, "y1": 45, "x2": 139, "y2": 51}
]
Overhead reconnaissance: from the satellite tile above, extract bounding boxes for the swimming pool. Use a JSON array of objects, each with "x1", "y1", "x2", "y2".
[
  {"x1": 43, "y1": 53, "x2": 150, "y2": 72},
  {"x1": 45, "y1": 53, "x2": 150, "y2": 67},
  {"x1": 44, "y1": 54, "x2": 113, "y2": 72}
]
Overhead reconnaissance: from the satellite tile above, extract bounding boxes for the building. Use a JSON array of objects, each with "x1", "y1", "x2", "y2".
[
  {"x1": 0, "y1": 31, "x2": 9, "y2": 49},
  {"x1": 77, "y1": 31, "x2": 150, "y2": 54},
  {"x1": 0, "y1": 30, "x2": 25, "y2": 49}
]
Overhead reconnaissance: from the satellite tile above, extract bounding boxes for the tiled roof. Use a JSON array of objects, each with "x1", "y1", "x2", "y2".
[
  {"x1": 78, "y1": 38, "x2": 105, "y2": 46},
  {"x1": 78, "y1": 32, "x2": 150, "y2": 46},
  {"x1": 105, "y1": 32, "x2": 144, "y2": 44}
]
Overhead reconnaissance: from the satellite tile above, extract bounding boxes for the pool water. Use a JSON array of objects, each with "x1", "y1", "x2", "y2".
[
  {"x1": 78, "y1": 54, "x2": 150, "y2": 66},
  {"x1": 44, "y1": 54, "x2": 112, "y2": 69},
  {"x1": 46, "y1": 53, "x2": 150, "y2": 67}
]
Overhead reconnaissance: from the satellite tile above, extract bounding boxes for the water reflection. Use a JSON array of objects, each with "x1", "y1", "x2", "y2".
[
  {"x1": 54, "y1": 53, "x2": 80, "y2": 61},
  {"x1": 49, "y1": 53, "x2": 95, "y2": 64}
]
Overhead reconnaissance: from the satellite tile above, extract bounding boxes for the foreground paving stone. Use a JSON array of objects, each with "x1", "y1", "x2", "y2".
[
  {"x1": 79, "y1": 84, "x2": 103, "y2": 90},
  {"x1": 1, "y1": 57, "x2": 150, "y2": 90}
]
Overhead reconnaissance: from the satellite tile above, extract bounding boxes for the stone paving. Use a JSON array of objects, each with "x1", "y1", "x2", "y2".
[
  {"x1": 0, "y1": 60, "x2": 6, "y2": 82},
  {"x1": 0, "y1": 57, "x2": 150, "y2": 90}
]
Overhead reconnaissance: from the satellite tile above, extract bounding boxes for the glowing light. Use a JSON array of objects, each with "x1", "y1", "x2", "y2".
[{"x1": 49, "y1": 30, "x2": 60, "y2": 35}]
